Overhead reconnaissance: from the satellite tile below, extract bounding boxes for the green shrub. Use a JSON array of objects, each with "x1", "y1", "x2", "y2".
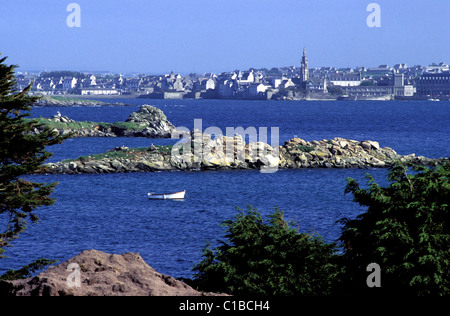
[
  {"x1": 298, "y1": 145, "x2": 315, "y2": 153},
  {"x1": 339, "y1": 162, "x2": 450, "y2": 296},
  {"x1": 0, "y1": 259, "x2": 57, "y2": 281},
  {"x1": 191, "y1": 206, "x2": 342, "y2": 296}
]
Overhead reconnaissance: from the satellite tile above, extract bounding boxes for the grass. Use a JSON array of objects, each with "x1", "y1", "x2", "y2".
[
  {"x1": 61, "y1": 145, "x2": 176, "y2": 163},
  {"x1": 155, "y1": 145, "x2": 173, "y2": 154},
  {"x1": 30, "y1": 118, "x2": 144, "y2": 132},
  {"x1": 49, "y1": 96, "x2": 98, "y2": 103},
  {"x1": 62, "y1": 147, "x2": 149, "y2": 162}
]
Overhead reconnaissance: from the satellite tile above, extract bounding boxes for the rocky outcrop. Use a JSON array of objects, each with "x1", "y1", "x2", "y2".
[
  {"x1": 40, "y1": 132, "x2": 447, "y2": 175},
  {"x1": 280, "y1": 137, "x2": 416, "y2": 169},
  {"x1": 0, "y1": 250, "x2": 225, "y2": 296},
  {"x1": 49, "y1": 112, "x2": 76, "y2": 123},
  {"x1": 125, "y1": 105, "x2": 176, "y2": 138},
  {"x1": 31, "y1": 105, "x2": 177, "y2": 139}
]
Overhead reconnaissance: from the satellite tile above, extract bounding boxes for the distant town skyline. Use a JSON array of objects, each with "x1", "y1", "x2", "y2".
[{"x1": 1, "y1": 0, "x2": 449, "y2": 74}]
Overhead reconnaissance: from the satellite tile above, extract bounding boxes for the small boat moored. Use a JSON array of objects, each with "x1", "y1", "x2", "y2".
[{"x1": 148, "y1": 190, "x2": 186, "y2": 200}]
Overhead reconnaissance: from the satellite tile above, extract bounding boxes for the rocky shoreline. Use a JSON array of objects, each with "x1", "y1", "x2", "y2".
[{"x1": 40, "y1": 130, "x2": 447, "y2": 174}]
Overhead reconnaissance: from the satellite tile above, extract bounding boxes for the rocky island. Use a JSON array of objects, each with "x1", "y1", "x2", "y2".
[
  {"x1": 31, "y1": 105, "x2": 177, "y2": 138},
  {"x1": 40, "y1": 130, "x2": 446, "y2": 174}
]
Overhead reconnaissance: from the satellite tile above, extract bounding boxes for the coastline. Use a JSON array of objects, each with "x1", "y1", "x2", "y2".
[{"x1": 33, "y1": 94, "x2": 450, "y2": 105}]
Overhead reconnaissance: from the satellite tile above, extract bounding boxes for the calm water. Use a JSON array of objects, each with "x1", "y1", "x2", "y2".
[{"x1": 1, "y1": 99, "x2": 449, "y2": 279}]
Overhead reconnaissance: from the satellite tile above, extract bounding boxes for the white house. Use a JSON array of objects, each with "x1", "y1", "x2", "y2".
[
  {"x1": 200, "y1": 78, "x2": 216, "y2": 91},
  {"x1": 271, "y1": 78, "x2": 283, "y2": 89},
  {"x1": 238, "y1": 70, "x2": 255, "y2": 84},
  {"x1": 278, "y1": 79, "x2": 295, "y2": 90},
  {"x1": 173, "y1": 77, "x2": 185, "y2": 91},
  {"x1": 249, "y1": 83, "x2": 270, "y2": 96},
  {"x1": 89, "y1": 75, "x2": 97, "y2": 86},
  {"x1": 60, "y1": 77, "x2": 78, "y2": 91}
]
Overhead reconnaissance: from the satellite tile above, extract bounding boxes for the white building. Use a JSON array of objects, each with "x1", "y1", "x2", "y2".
[
  {"x1": 393, "y1": 72, "x2": 414, "y2": 97},
  {"x1": 200, "y1": 78, "x2": 216, "y2": 91},
  {"x1": 329, "y1": 73, "x2": 361, "y2": 87},
  {"x1": 278, "y1": 79, "x2": 295, "y2": 90},
  {"x1": 271, "y1": 78, "x2": 283, "y2": 89},
  {"x1": 249, "y1": 83, "x2": 270, "y2": 96},
  {"x1": 61, "y1": 77, "x2": 77, "y2": 91},
  {"x1": 425, "y1": 62, "x2": 449, "y2": 74},
  {"x1": 238, "y1": 70, "x2": 255, "y2": 84}
]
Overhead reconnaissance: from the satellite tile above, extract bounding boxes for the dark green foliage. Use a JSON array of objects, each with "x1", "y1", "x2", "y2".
[
  {"x1": 297, "y1": 145, "x2": 315, "y2": 153},
  {"x1": 339, "y1": 162, "x2": 450, "y2": 296},
  {"x1": 0, "y1": 258, "x2": 57, "y2": 281},
  {"x1": 39, "y1": 71, "x2": 86, "y2": 79},
  {"x1": 192, "y1": 206, "x2": 342, "y2": 296},
  {"x1": 0, "y1": 55, "x2": 67, "y2": 258}
]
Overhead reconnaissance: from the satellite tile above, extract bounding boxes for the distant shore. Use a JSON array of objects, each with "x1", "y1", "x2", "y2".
[{"x1": 33, "y1": 94, "x2": 450, "y2": 105}]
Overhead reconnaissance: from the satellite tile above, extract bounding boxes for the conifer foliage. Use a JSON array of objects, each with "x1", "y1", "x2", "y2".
[
  {"x1": 340, "y1": 163, "x2": 450, "y2": 295},
  {"x1": 193, "y1": 163, "x2": 450, "y2": 296},
  {"x1": 0, "y1": 55, "x2": 66, "y2": 257},
  {"x1": 192, "y1": 206, "x2": 342, "y2": 296}
]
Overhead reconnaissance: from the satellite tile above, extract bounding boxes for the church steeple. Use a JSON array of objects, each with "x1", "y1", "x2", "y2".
[{"x1": 301, "y1": 48, "x2": 309, "y2": 83}]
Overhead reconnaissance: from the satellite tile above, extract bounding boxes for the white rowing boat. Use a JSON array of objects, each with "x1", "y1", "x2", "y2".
[{"x1": 148, "y1": 190, "x2": 186, "y2": 200}]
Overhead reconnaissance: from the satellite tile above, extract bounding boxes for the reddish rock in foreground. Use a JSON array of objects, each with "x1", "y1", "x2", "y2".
[{"x1": 1, "y1": 249, "x2": 224, "y2": 296}]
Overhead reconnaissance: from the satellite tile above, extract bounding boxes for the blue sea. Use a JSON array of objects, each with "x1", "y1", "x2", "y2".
[{"x1": 1, "y1": 99, "x2": 449, "y2": 279}]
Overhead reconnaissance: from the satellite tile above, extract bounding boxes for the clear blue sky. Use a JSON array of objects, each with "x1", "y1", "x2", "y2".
[{"x1": 1, "y1": 0, "x2": 449, "y2": 74}]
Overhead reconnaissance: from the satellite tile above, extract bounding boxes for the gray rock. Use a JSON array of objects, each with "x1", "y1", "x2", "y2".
[{"x1": 126, "y1": 105, "x2": 176, "y2": 137}]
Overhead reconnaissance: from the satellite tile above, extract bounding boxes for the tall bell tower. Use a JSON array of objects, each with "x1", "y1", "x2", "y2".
[{"x1": 301, "y1": 48, "x2": 309, "y2": 83}]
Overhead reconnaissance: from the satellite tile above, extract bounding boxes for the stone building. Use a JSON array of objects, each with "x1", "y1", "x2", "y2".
[{"x1": 416, "y1": 73, "x2": 450, "y2": 96}]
